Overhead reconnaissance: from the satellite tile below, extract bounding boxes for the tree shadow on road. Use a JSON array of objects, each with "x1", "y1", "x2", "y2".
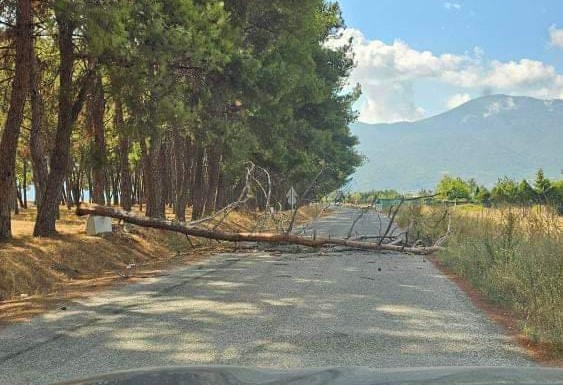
[{"x1": 0, "y1": 251, "x2": 533, "y2": 385}]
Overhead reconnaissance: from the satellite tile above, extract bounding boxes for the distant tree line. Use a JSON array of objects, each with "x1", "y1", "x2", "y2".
[
  {"x1": 436, "y1": 169, "x2": 562, "y2": 209},
  {"x1": 0, "y1": 0, "x2": 362, "y2": 240},
  {"x1": 342, "y1": 189, "x2": 402, "y2": 205},
  {"x1": 343, "y1": 169, "x2": 563, "y2": 213}
]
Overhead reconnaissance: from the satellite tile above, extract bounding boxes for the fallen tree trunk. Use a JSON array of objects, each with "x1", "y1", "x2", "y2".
[{"x1": 76, "y1": 205, "x2": 444, "y2": 255}]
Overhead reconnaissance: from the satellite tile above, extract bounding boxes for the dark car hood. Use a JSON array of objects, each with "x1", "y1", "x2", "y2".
[{"x1": 55, "y1": 366, "x2": 563, "y2": 385}]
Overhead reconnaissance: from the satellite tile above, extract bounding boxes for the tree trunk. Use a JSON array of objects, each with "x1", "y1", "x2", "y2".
[
  {"x1": 204, "y1": 145, "x2": 222, "y2": 215},
  {"x1": 22, "y1": 158, "x2": 28, "y2": 208},
  {"x1": 111, "y1": 167, "x2": 120, "y2": 206},
  {"x1": 191, "y1": 143, "x2": 207, "y2": 220},
  {"x1": 157, "y1": 139, "x2": 168, "y2": 216},
  {"x1": 88, "y1": 74, "x2": 106, "y2": 205},
  {"x1": 172, "y1": 130, "x2": 189, "y2": 221},
  {"x1": 34, "y1": 11, "x2": 91, "y2": 236},
  {"x1": 87, "y1": 171, "x2": 93, "y2": 203},
  {"x1": 13, "y1": 180, "x2": 20, "y2": 215},
  {"x1": 215, "y1": 172, "x2": 226, "y2": 210},
  {"x1": 29, "y1": 51, "x2": 48, "y2": 209},
  {"x1": 0, "y1": 0, "x2": 32, "y2": 240},
  {"x1": 141, "y1": 137, "x2": 165, "y2": 219},
  {"x1": 16, "y1": 182, "x2": 24, "y2": 210}
]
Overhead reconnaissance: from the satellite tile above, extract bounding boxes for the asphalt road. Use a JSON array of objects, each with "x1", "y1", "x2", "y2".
[{"x1": 0, "y1": 207, "x2": 533, "y2": 385}]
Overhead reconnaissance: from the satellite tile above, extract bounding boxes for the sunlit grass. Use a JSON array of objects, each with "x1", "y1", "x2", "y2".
[
  {"x1": 1, "y1": 204, "x2": 324, "y2": 305},
  {"x1": 399, "y1": 204, "x2": 562, "y2": 357}
]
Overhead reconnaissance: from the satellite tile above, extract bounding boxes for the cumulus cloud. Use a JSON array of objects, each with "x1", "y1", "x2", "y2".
[
  {"x1": 328, "y1": 28, "x2": 563, "y2": 123},
  {"x1": 549, "y1": 25, "x2": 563, "y2": 48},
  {"x1": 447, "y1": 93, "x2": 471, "y2": 109},
  {"x1": 444, "y1": 2, "x2": 461, "y2": 11},
  {"x1": 443, "y1": 58, "x2": 563, "y2": 92},
  {"x1": 483, "y1": 97, "x2": 516, "y2": 118}
]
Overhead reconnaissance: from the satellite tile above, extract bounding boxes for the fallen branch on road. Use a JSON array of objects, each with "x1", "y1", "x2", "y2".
[{"x1": 76, "y1": 205, "x2": 444, "y2": 255}]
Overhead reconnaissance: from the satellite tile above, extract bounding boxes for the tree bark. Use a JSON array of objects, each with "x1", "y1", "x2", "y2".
[
  {"x1": 76, "y1": 205, "x2": 444, "y2": 255},
  {"x1": 141, "y1": 137, "x2": 165, "y2": 219},
  {"x1": 88, "y1": 73, "x2": 106, "y2": 205},
  {"x1": 157, "y1": 139, "x2": 168, "y2": 215},
  {"x1": 191, "y1": 143, "x2": 207, "y2": 220},
  {"x1": 22, "y1": 158, "x2": 28, "y2": 208},
  {"x1": 172, "y1": 130, "x2": 191, "y2": 222},
  {"x1": 34, "y1": 11, "x2": 92, "y2": 236},
  {"x1": 13, "y1": 180, "x2": 20, "y2": 215},
  {"x1": 114, "y1": 100, "x2": 132, "y2": 210},
  {"x1": 204, "y1": 145, "x2": 222, "y2": 215},
  {"x1": 29, "y1": 51, "x2": 48, "y2": 209},
  {"x1": 0, "y1": 0, "x2": 32, "y2": 240}
]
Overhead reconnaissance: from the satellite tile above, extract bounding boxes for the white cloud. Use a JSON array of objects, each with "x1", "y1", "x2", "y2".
[
  {"x1": 443, "y1": 58, "x2": 563, "y2": 92},
  {"x1": 328, "y1": 28, "x2": 563, "y2": 123},
  {"x1": 447, "y1": 93, "x2": 471, "y2": 109},
  {"x1": 483, "y1": 97, "x2": 516, "y2": 118},
  {"x1": 549, "y1": 25, "x2": 563, "y2": 48},
  {"x1": 444, "y1": 2, "x2": 461, "y2": 10}
]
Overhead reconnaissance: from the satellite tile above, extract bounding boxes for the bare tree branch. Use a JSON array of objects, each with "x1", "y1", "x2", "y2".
[
  {"x1": 285, "y1": 168, "x2": 326, "y2": 233},
  {"x1": 378, "y1": 197, "x2": 405, "y2": 246}
]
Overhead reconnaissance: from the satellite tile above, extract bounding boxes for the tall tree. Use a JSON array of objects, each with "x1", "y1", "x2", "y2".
[
  {"x1": 29, "y1": 51, "x2": 48, "y2": 209},
  {"x1": 0, "y1": 0, "x2": 33, "y2": 240},
  {"x1": 534, "y1": 168, "x2": 551, "y2": 203},
  {"x1": 33, "y1": 3, "x2": 93, "y2": 236},
  {"x1": 87, "y1": 73, "x2": 107, "y2": 205}
]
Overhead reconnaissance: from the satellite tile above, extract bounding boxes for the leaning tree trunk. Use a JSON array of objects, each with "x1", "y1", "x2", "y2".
[
  {"x1": 30, "y1": 51, "x2": 48, "y2": 209},
  {"x1": 0, "y1": 0, "x2": 33, "y2": 240},
  {"x1": 34, "y1": 11, "x2": 91, "y2": 236}
]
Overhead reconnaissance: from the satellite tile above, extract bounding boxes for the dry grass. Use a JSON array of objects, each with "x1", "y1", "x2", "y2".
[
  {"x1": 0, "y1": 204, "x2": 326, "y2": 320},
  {"x1": 399, "y1": 204, "x2": 562, "y2": 358},
  {"x1": 1, "y1": 206, "x2": 196, "y2": 303}
]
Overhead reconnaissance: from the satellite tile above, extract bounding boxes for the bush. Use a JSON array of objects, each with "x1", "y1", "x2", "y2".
[{"x1": 437, "y1": 176, "x2": 472, "y2": 200}]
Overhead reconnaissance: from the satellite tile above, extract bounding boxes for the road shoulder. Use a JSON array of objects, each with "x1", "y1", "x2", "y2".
[{"x1": 428, "y1": 254, "x2": 562, "y2": 367}]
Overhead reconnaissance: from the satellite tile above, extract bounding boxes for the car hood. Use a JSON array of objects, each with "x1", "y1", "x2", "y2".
[{"x1": 55, "y1": 365, "x2": 563, "y2": 385}]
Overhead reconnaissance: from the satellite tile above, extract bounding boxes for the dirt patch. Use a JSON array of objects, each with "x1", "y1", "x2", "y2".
[{"x1": 428, "y1": 254, "x2": 562, "y2": 367}]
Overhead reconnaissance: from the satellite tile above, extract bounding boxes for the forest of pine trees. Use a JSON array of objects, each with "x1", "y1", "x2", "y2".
[{"x1": 0, "y1": 0, "x2": 362, "y2": 240}]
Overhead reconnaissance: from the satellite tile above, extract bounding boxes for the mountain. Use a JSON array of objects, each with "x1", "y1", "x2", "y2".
[{"x1": 349, "y1": 95, "x2": 563, "y2": 192}]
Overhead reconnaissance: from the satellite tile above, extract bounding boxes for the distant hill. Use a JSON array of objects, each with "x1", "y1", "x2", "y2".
[{"x1": 350, "y1": 95, "x2": 563, "y2": 192}]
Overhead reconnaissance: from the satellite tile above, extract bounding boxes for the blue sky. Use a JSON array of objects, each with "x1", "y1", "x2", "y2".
[{"x1": 334, "y1": 0, "x2": 563, "y2": 122}]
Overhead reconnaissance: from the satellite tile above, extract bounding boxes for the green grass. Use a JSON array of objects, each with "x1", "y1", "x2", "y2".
[{"x1": 399, "y1": 205, "x2": 562, "y2": 357}]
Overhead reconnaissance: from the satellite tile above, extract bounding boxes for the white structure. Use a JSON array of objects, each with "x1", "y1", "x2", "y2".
[{"x1": 86, "y1": 215, "x2": 113, "y2": 235}]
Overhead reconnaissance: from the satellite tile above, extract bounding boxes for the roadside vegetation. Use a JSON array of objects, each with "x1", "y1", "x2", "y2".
[
  {"x1": 388, "y1": 170, "x2": 562, "y2": 357},
  {"x1": 399, "y1": 204, "x2": 562, "y2": 357}
]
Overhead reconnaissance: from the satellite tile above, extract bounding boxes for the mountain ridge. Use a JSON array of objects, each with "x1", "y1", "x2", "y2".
[{"x1": 350, "y1": 95, "x2": 563, "y2": 192}]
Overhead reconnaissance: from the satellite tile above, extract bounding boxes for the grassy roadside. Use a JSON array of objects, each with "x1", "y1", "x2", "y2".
[
  {"x1": 0, "y1": 204, "x2": 325, "y2": 323},
  {"x1": 398, "y1": 204, "x2": 562, "y2": 358}
]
